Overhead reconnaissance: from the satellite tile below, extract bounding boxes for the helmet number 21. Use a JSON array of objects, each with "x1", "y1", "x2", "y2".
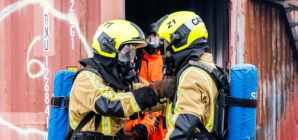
[{"x1": 167, "y1": 19, "x2": 176, "y2": 29}]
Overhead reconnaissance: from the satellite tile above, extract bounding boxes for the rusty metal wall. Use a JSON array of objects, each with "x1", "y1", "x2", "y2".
[
  {"x1": 231, "y1": 0, "x2": 298, "y2": 140},
  {"x1": 0, "y1": 0, "x2": 124, "y2": 139},
  {"x1": 1, "y1": 0, "x2": 298, "y2": 140}
]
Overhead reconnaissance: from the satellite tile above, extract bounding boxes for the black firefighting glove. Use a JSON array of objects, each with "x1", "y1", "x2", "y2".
[
  {"x1": 151, "y1": 76, "x2": 177, "y2": 99},
  {"x1": 130, "y1": 124, "x2": 148, "y2": 140},
  {"x1": 131, "y1": 77, "x2": 176, "y2": 110}
]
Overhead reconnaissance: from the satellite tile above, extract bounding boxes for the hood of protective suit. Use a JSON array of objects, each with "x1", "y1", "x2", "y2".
[
  {"x1": 171, "y1": 43, "x2": 209, "y2": 76},
  {"x1": 78, "y1": 53, "x2": 130, "y2": 90}
]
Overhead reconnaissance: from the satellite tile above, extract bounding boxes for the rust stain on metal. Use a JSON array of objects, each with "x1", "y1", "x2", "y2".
[{"x1": 243, "y1": 1, "x2": 298, "y2": 140}]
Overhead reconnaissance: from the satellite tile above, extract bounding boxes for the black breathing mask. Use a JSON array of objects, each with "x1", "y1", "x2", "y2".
[
  {"x1": 144, "y1": 35, "x2": 163, "y2": 55},
  {"x1": 163, "y1": 51, "x2": 175, "y2": 76},
  {"x1": 117, "y1": 44, "x2": 136, "y2": 81}
]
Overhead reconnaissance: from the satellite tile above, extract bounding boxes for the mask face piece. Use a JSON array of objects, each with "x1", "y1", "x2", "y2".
[
  {"x1": 118, "y1": 44, "x2": 136, "y2": 81},
  {"x1": 120, "y1": 62, "x2": 136, "y2": 81},
  {"x1": 144, "y1": 35, "x2": 163, "y2": 55},
  {"x1": 118, "y1": 44, "x2": 136, "y2": 63}
]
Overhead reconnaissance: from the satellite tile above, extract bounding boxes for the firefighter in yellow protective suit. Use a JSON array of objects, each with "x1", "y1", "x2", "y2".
[
  {"x1": 155, "y1": 11, "x2": 219, "y2": 139},
  {"x1": 68, "y1": 20, "x2": 176, "y2": 140}
]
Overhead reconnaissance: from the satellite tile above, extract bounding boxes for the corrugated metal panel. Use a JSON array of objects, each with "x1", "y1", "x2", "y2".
[
  {"x1": 230, "y1": 0, "x2": 246, "y2": 65},
  {"x1": 0, "y1": 0, "x2": 124, "y2": 139},
  {"x1": 231, "y1": 0, "x2": 298, "y2": 140},
  {"x1": 289, "y1": 9, "x2": 298, "y2": 48}
]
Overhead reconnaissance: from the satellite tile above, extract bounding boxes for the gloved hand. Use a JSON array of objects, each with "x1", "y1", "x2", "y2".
[
  {"x1": 151, "y1": 77, "x2": 177, "y2": 99},
  {"x1": 124, "y1": 131, "x2": 139, "y2": 140},
  {"x1": 130, "y1": 124, "x2": 148, "y2": 140}
]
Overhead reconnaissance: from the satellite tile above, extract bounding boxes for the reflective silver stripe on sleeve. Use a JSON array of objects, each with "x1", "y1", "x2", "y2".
[{"x1": 127, "y1": 92, "x2": 141, "y2": 112}]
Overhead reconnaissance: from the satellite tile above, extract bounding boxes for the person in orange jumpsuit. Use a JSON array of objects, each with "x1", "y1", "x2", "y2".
[
  {"x1": 137, "y1": 23, "x2": 164, "y2": 83},
  {"x1": 127, "y1": 23, "x2": 167, "y2": 140}
]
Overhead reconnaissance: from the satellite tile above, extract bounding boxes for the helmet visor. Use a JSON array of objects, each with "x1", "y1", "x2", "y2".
[
  {"x1": 118, "y1": 44, "x2": 136, "y2": 63},
  {"x1": 124, "y1": 41, "x2": 147, "y2": 49}
]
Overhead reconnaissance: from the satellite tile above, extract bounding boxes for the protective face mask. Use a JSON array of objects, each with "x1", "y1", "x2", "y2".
[
  {"x1": 144, "y1": 36, "x2": 162, "y2": 55},
  {"x1": 118, "y1": 45, "x2": 136, "y2": 81},
  {"x1": 144, "y1": 44, "x2": 159, "y2": 55},
  {"x1": 164, "y1": 52, "x2": 175, "y2": 76}
]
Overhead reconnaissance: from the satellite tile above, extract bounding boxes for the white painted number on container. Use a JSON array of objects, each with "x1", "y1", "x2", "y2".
[
  {"x1": 70, "y1": 0, "x2": 75, "y2": 50},
  {"x1": 44, "y1": 56, "x2": 50, "y2": 130}
]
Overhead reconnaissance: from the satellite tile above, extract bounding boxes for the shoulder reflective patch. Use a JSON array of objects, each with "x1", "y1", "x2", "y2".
[{"x1": 86, "y1": 71, "x2": 103, "y2": 90}]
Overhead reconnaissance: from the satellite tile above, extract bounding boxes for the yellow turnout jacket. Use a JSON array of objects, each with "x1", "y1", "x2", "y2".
[{"x1": 165, "y1": 53, "x2": 218, "y2": 139}]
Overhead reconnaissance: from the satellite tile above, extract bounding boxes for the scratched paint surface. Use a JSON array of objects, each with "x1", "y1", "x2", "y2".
[
  {"x1": 0, "y1": 0, "x2": 124, "y2": 139},
  {"x1": 231, "y1": 1, "x2": 298, "y2": 140}
]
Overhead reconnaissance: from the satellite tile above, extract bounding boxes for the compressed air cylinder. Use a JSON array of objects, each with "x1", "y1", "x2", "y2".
[
  {"x1": 227, "y1": 64, "x2": 258, "y2": 140},
  {"x1": 48, "y1": 70, "x2": 75, "y2": 140}
]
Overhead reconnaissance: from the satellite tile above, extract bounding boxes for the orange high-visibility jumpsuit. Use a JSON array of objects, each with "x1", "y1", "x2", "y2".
[{"x1": 138, "y1": 50, "x2": 167, "y2": 140}]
